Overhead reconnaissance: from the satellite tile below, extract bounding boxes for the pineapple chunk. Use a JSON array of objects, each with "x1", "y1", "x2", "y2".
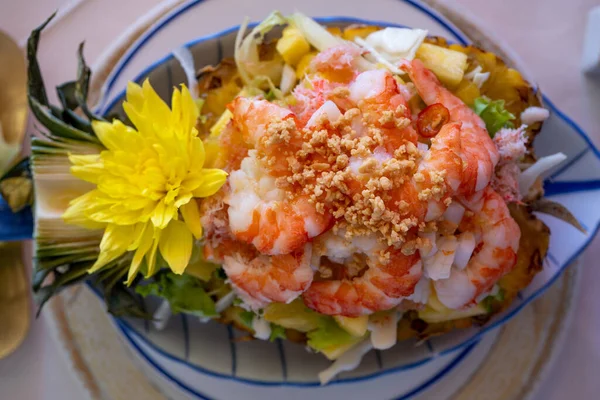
[
  {"x1": 276, "y1": 26, "x2": 311, "y2": 67},
  {"x1": 295, "y1": 52, "x2": 317, "y2": 79},
  {"x1": 416, "y1": 43, "x2": 468, "y2": 88},
  {"x1": 418, "y1": 288, "x2": 487, "y2": 323},
  {"x1": 334, "y1": 315, "x2": 368, "y2": 337},
  {"x1": 209, "y1": 109, "x2": 232, "y2": 138},
  {"x1": 264, "y1": 300, "x2": 322, "y2": 332},
  {"x1": 418, "y1": 303, "x2": 487, "y2": 323},
  {"x1": 342, "y1": 25, "x2": 381, "y2": 41},
  {"x1": 320, "y1": 335, "x2": 364, "y2": 360},
  {"x1": 453, "y1": 79, "x2": 481, "y2": 106},
  {"x1": 326, "y1": 26, "x2": 343, "y2": 37}
]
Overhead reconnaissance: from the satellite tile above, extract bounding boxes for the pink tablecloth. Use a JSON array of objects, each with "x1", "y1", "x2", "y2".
[{"x1": 0, "y1": 0, "x2": 598, "y2": 399}]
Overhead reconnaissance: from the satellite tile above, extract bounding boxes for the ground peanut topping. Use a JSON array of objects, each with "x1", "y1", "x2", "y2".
[{"x1": 252, "y1": 103, "x2": 440, "y2": 249}]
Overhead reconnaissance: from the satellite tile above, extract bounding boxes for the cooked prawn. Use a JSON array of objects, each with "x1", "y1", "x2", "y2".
[
  {"x1": 434, "y1": 188, "x2": 520, "y2": 308},
  {"x1": 223, "y1": 243, "x2": 314, "y2": 309},
  {"x1": 405, "y1": 59, "x2": 499, "y2": 195},
  {"x1": 348, "y1": 69, "x2": 418, "y2": 152},
  {"x1": 226, "y1": 149, "x2": 331, "y2": 255},
  {"x1": 226, "y1": 98, "x2": 332, "y2": 255},
  {"x1": 303, "y1": 232, "x2": 422, "y2": 316},
  {"x1": 309, "y1": 43, "x2": 363, "y2": 84}
]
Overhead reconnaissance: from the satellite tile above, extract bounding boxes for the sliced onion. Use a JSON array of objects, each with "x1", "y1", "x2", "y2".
[
  {"x1": 406, "y1": 275, "x2": 431, "y2": 304},
  {"x1": 424, "y1": 235, "x2": 457, "y2": 280},
  {"x1": 368, "y1": 312, "x2": 400, "y2": 350},
  {"x1": 305, "y1": 100, "x2": 342, "y2": 128},
  {"x1": 453, "y1": 232, "x2": 476, "y2": 270},
  {"x1": 519, "y1": 152, "x2": 567, "y2": 195},
  {"x1": 418, "y1": 232, "x2": 437, "y2": 258},
  {"x1": 442, "y1": 202, "x2": 465, "y2": 226},
  {"x1": 252, "y1": 317, "x2": 272, "y2": 340}
]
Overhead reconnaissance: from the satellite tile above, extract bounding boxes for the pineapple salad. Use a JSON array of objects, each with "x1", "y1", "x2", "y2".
[{"x1": 25, "y1": 11, "x2": 581, "y2": 384}]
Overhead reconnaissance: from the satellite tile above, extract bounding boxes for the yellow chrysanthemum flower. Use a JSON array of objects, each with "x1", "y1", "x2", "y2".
[{"x1": 62, "y1": 80, "x2": 227, "y2": 284}]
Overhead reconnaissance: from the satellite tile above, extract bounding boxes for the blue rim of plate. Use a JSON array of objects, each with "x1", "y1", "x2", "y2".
[
  {"x1": 87, "y1": 0, "x2": 600, "y2": 393},
  {"x1": 116, "y1": 317, "x2": 479, "y2": 400},
  {"x1": 95, "y1": 0, "x2": 468, "y2": 114}
]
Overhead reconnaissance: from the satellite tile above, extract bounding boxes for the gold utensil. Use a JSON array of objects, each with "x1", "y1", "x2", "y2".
[
  {"x1": 0, "y1": 29, "x2": 30, "y2": 359},
  {"x1": 0, "y1": 242, "x2": 30, "y2": 359}
]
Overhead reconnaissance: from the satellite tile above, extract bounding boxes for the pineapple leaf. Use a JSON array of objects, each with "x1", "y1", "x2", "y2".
[
  {"x1": 27, "y1": 15, "x2": 101, "y2": 145},
  {"x1": 56, "y1": 81, "x2": 79, "y2": 110},
  {"x1": 75, "y1": 42, "x2": 103, "y2": 122},
  {"x1": 34, "y1": 263, "x2": 91, "y2": 316},
  {"x1": 30, "y1": 92, "x2": 100, "y2": 144},
  {"x1": 27, "y1": 12, "x2": 55, "y2": 107}
]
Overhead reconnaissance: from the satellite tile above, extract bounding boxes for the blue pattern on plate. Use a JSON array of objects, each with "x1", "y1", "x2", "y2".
[
  {"x1": 1, "y1": 0, "x2": 597, "y2": 397},
  {"x1": 96, "y1": 12, "x2": 600, "y2": 390}
]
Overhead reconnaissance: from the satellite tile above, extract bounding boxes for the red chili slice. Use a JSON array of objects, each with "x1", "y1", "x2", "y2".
[{"x1": 416, "y1": 103, "x2": 450, "y2": 138}]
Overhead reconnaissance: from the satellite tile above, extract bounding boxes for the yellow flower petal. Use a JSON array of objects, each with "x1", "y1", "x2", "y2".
[
  {"x1": 192, "y1": 169, "x2": 228, "y2": 198},
  {"x1": 63, "y1": 80, "x2": 227, "y2": 279},
  {"x1": 126, "y1": 223, "x2": 154, "y2": 285},
  {"x1": 179, "y1": 84, "x2": 200, "y2": 135},
  {"x1": 158, "y1": 220, "x2": 193, "y2": 274},
  {"x1": 180, "y1": 200, "x2": 202, "y2": 240},
  {"x1": 150, "y1": 200, "x2": 176, "y2": 229},
  {"x1": 188, "y1": 137, "x2": 206, "y2": 169},
  {"x1": 63, "y1": 190, "x2": 108, "y2": 228},
  {"x1": 145, "y1": 231, "x2": 161, "y2": 277},
  {"x1": 126, "y1": 81, "x2": 144, "y2": 111},
  {"x1": 142, "y1": 79, "x2": 171, "y2": 133},
  {"x1": 69, "y1": 154, "x2": 103, "y2": 184},
  {"x1": 202, "y1": 139, "x2": 223, "y2": 169},
  {"x1": 88, "y1": 224, "x2": 135, "y2": 273},
  {"x1": 92, "y1": 119, "x2": 137, "y2": 151}
]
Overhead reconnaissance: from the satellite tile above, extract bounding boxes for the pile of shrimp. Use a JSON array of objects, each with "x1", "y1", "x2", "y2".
[{"x1": 202, "y1": 44, "x2": 521, "y2": 317}]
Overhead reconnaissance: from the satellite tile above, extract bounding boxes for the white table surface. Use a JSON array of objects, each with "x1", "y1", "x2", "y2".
[{"x1": 1, "y1": 0, "x2": 599, "y2": 399}]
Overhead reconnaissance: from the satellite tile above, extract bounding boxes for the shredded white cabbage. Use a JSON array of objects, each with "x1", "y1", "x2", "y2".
[
  {"x1": 354, "y1": 37, "x2": 402, "y2": 74},
  {"x1": 288, "y1": 12, "x2": 343, "y2": 51},
  {"x1": 215, "y1": 291, "x2": 237, "y2": 313},
  {"x1": 363, "y1": 27, "x2": 428, "y2": 64},
  {"x1": 318, "y1": 339, "x2": 373, "y2": 385},
  {"x1": 234, "y1": 12, "x2": 286, "y2": 88},
  {"x1": 519, "y1": 152, "x2": 567, "y2": 195},
  {"x1": 172, "y1": 46, "x2": 198, "y2": 96}
]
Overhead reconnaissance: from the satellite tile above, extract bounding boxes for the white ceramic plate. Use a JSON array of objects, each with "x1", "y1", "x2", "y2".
[{"x1": 87, "y1": 0, "x2": 600, "y2": 398}]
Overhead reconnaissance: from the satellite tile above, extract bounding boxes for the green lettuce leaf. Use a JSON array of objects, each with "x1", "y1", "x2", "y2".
[
  {"x1": 472, "y1": 96, "x2": 516, "y2": 136},
  {"x1": 136, "y1": 271, "x2": 217, "y2": 318},
  {"x1": 269, "y1": 324, "x2": 287, "y2": 342},
  {"x1": 239, "y1": 310, "x2": 255, "y2": 329},
  {"x1": 306, "y1": 317, "x2": 357, "y2": 351}
]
